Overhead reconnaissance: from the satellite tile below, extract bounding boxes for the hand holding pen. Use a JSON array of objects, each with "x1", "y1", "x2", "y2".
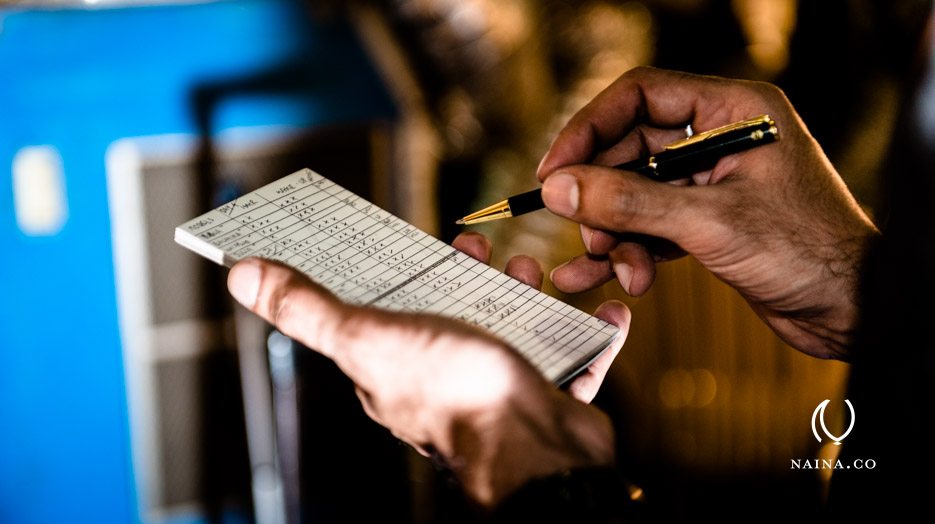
[
  {"x1": 458, "y1": 115, "x2": 779, "y2": 225},
  {"x1": 467, "y1": 67, "x2": 877, "y2": 360},
  {"x1": 225, "y1": 67, "x2": 881, "y2": 510}
]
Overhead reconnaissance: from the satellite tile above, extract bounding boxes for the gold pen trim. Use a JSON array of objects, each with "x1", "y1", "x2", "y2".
[
  {"x1": 456, "y1": 199, "x2": 513, "y2": 225},
  {"x1": 664, "y1": 114, "x2": 774, "y2": 151},
  {"x1": 457, "y1": 115, "x2": 779, "y2": 225}
]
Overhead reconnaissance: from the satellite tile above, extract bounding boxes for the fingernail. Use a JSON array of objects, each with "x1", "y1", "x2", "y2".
[
  {"x1": 536, "y1": 153, "x2": 549, "y2": 177},
  {"x1": 614, "y1": 262, "x2": 633, "y2": 294},
  {"x1": 580, "y1": 224, "x2": 594, "y2": 253},
  {"x1": 542, "y1": 173, "x2": 579, "y2": 216},
  {"x1": 549, "y1": 260, "x2": 570, "y2": 283},
  {"x1": 229, "y1": 260, "x2": 261, "y2": 308}
]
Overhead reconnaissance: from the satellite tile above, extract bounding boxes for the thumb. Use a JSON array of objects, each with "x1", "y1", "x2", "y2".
[
  {"x1": 228, "y1": 258, "x2": 348, "y2": 359},
  {"x1": 540, "y1": 165, "x2": 715, "y2": 245}
]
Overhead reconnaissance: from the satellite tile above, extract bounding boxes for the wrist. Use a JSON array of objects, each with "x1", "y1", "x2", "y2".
[
  {"x1": 445, "y1": 391, "x2": 616, "y2": 507},
  {"x1": 813, "y1": 223, "x2": 879, "y2": 358}
]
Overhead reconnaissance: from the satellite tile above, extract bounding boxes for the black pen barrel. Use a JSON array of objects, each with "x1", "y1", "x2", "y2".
[{"x1": 507, "y1": 188, "x2": 545, "y2": 217}]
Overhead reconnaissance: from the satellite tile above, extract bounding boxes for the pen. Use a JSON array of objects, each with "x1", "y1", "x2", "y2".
[{"x1": 456, "y1": 114, "x2": 779, "y2": 225}]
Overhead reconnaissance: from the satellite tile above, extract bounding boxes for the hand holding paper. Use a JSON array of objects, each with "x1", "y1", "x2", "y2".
[{"x1": 225, "y1": 233, "x2": 627, "y2": 506}]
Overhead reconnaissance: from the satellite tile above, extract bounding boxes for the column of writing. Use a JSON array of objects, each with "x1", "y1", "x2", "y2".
[
  {"x1": 206, "y1": 177, "x2": 378, "y2": 302},
  {"x1": 254, "y1": 172, "x2": 608, "y2": 366},
  {"x1": 185, "y1": 173, "x2": 389, "y2": 302},
  {"x1": 251, "y1": 172, "x2": 454, "y2": 308},
  {"x1": 182, "y1": 169, "x2": 616, "y2": 380},
  {"x1": 368, "y1": 232, "x2": 594, "y2": 367}
]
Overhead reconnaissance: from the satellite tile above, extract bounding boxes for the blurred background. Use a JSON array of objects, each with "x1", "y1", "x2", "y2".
[{"x1": 0, "y1": 0, "x2": 931, "y2": 522}]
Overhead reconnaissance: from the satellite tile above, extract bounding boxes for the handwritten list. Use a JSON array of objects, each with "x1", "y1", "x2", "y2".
[{"x1": 176, "y1": 169, "x2": 618, "y2": 384}]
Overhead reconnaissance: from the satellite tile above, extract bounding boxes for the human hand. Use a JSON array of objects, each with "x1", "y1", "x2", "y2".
[
  {"x1": 225, "y1": 234, "x2": 629, "y2": 506},
  {"x1": 451, "y1": 232, "x2": 629, "y2": 403},
  {"x1": 537, "y1": 67, "x2": 878, "y2": 360}
]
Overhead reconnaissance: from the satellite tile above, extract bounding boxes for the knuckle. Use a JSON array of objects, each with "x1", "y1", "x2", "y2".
[
  {"x1": 757, "y1": 81, "x2": 786, "y2": 100},
  {"x1": 744, "y1": 80, "x2": 788, "y2": 108},
  {"x1": 624, "y1": 65, "x2": 653, "y2": 78},
  {"x1": 266, "y1": 274, "x2": 302, "y2": 329},
  {"x1": 333, "y1": 310, "x2": 365, "y2": 344},
  {"x1": 607, "y1": 177, "x2": 651, "y2": 226}
]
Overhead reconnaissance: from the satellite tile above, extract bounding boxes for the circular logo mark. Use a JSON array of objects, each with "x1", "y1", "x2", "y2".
[{"x1": 811, "y1": 399, "x2": 855, "y2": 446}]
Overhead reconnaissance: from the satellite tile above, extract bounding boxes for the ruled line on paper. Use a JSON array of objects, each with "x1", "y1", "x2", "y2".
[{"x1": 175, "y1": 168, "x2": 618, "y2": 384}]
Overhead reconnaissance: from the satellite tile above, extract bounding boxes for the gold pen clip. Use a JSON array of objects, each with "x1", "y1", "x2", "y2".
[{"x1": 664, "y1": 114, "x2": 776, "y2": 151}]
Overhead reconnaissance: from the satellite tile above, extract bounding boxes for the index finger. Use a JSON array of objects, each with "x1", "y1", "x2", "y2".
[{"x1": 537, "y1": 67, "x2": 763, "y2": 180}]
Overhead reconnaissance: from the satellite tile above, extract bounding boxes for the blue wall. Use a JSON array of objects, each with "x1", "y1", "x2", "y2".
[{"x1": 0, "y1": 1, "x2": 394, "y2": 522}]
